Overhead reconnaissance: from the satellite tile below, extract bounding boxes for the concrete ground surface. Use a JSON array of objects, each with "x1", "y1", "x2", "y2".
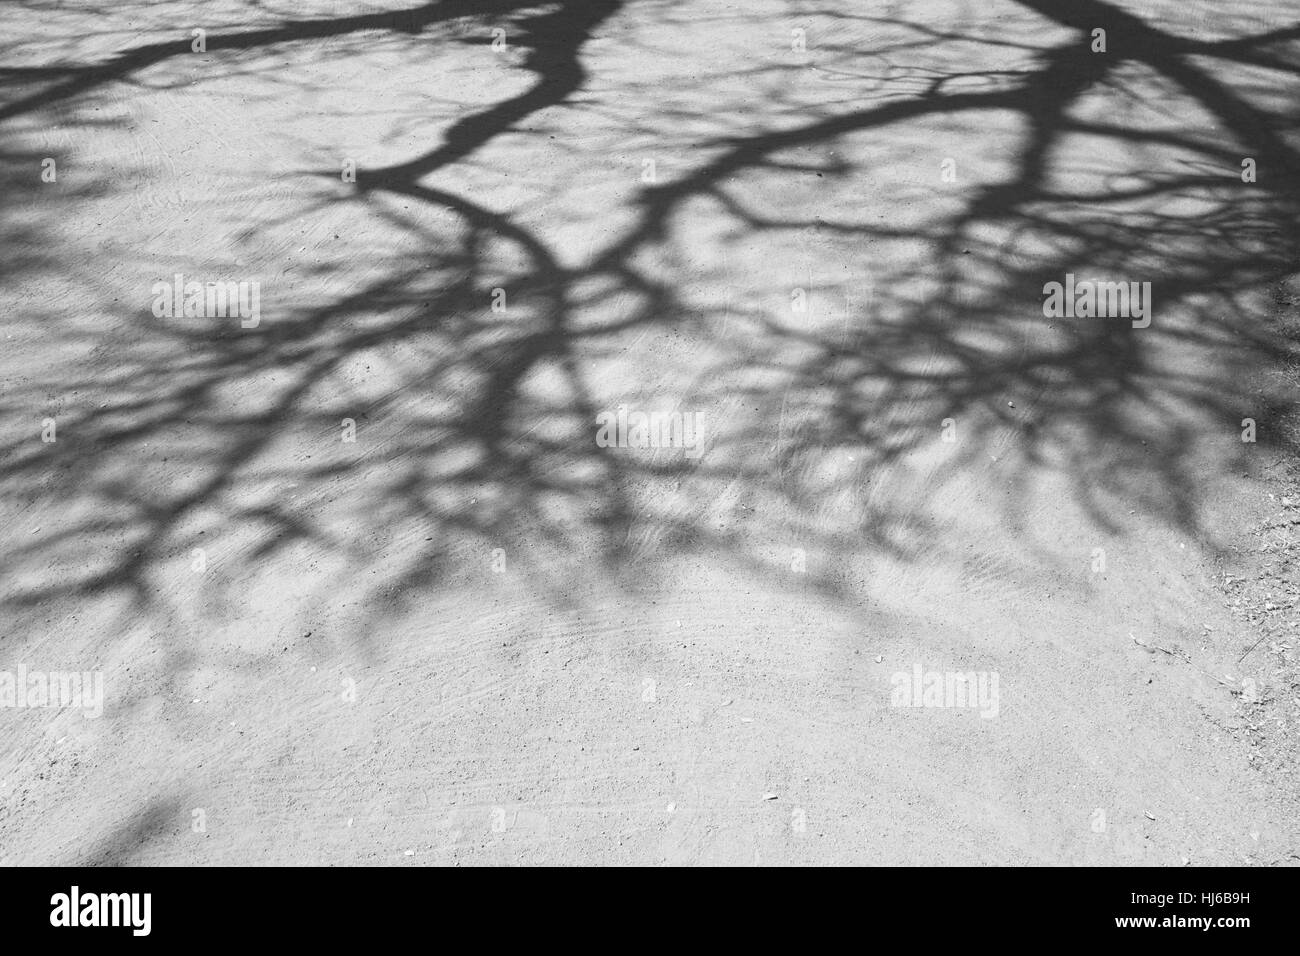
[{"x1": 1, "y1": 0, "x2": 1298, "y2": 865}]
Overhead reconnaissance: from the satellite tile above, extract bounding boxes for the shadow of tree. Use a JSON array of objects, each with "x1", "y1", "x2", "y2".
[{"x1": 1, "y1": 0, "x2": 1297, "y2": 635}]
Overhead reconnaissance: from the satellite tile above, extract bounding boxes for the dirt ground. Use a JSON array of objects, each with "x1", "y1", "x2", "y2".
[{"x1": 1, "y1": 0, "x2": 1298, "y2": 865}]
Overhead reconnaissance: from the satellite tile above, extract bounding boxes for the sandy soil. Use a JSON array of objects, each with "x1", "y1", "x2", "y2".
[{"x1": 1, "y1": 0, "x2": 1298, "y2": 865}]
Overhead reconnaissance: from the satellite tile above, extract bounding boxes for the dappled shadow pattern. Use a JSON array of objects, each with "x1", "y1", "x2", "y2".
[{"x1": 1, "y1": 0, "x2": 1298, "y2": 623}]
